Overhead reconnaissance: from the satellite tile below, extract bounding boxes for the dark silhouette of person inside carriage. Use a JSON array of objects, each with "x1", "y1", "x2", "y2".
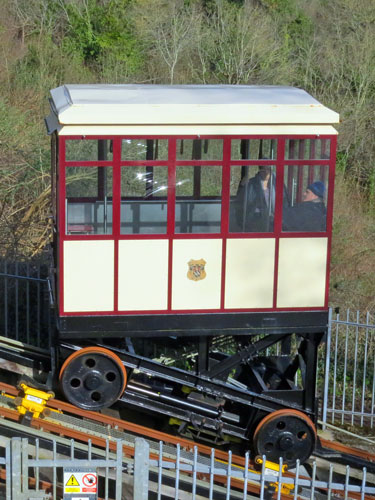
[
  {"x1": 235, "y1": 165, "x2": 275, "y2": 232},
  {"x1": 233, "y1": 163, "x2": 292, "y2": 233},
  {"x1": 283, "y1": 181, "x2": 326, "y2": 232}
]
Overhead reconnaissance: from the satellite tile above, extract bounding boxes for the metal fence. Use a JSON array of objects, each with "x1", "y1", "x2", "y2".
[
  {"x1": 321, "y1": 308, "x2": 375, "y2": 429},
  {"x1": 0, "y1": 436, "x2": 374, "y2": 500},
  {"x1": 136, "y1": 438, "x2": 374, "y2": 500},
  {"x1": 0, "y1": 260, "x2": 52, "y2": 349},
  {"x1": 1, "y1": 437, "x2": 123, "y2": 500}
]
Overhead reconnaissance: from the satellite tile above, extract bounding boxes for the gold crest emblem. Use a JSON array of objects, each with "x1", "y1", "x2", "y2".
[{"x1": 187, "y1": 259, "x2": 207, "y2": 281}]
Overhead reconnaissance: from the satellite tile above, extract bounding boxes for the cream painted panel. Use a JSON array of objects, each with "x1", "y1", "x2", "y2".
[
  {"x1": 58, "y1": 125, "x2": 338, "y2": 136},
  {"x1": 60, "y1": 104, "x2": 339, "y2": 125},
  {"x1": 172, "y1": 239, "x2": 222, "y2": 310},
  {"x1": 118, "y1": 240, "x2": 168, "y2": 311},
  {"x1": 277, "y1": 238, "x2": 327, "y2": 308},
  {"x1": 225, "y1": 239, "x2": 275, "y2": 309},
  {"x1": 64, "y1": 240, "x2": 114, "y2": 312}
]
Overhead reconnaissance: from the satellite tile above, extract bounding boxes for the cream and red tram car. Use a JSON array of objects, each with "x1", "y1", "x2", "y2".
[{"x1": 46, "y1": 85, "x2": 339, "y2": 465}]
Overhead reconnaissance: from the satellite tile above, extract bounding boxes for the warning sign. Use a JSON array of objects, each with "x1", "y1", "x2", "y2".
[
  {"x1": 66, "y1": 474, "x2": 80, "y2": 487},
  {"x1": 63, "y1": 468, "x2": 97, "y2": 500}
]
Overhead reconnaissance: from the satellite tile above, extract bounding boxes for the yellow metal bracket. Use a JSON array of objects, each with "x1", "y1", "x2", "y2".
[
  {"x1": 14, "y1": 382, "x2": 55, "y2": 419},
  {"x1": 255, "y1": 456, "x2": 294, "y2": 495}
]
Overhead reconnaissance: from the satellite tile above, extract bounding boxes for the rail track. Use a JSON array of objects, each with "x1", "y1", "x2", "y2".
[
  {"x1": 0, "y1": 382, "x2": 284, "y2": 499},
  {"x1": 0, "y1": 378, "x2": 373, "y2": 470},
  {"x1": 0, "y1": 379, "x2": 374, "y2": 499}
]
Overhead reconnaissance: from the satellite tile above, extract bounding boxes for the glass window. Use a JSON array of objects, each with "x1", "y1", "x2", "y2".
[
  {"x1": 65, "y1": 139, "x2": 113, "y2": 161},
  {"x1": 285, "y1": 139, "x2": 331, "y2": 160},
  {"x1": 282, "y1": 165, "x2": 328, "y2": 232},
  {"x1": 229, "y1": 165, "x2": 276, "y2": 233},
  {"x1": 231, "y1": 139, "x2": 277, "y2": 160},
  {"x1": 175, "y1": 166, "x2": 222, "y2": 233},
  {"x1": 176, "y1": 139, "x2": 223, "y2": 161},
  {"x1": 121, "y1": 139, "x2": 168, "y2": 161},
  {"x1": 66, "y1": 167, "x2": 112, "y2": 234},
  {"x1": 121, "y1": 166, "x2": 168, "y2": 234}
]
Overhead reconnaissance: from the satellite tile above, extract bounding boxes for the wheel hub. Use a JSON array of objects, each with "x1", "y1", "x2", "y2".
[
  {"x1": 59, "y1": 347, "x2": 127, "y2": 410},
  {"x1": 253, "y1": 409, "x2": 316, "y2": 467},
  {"x1": 278, "y1": 433, "x2": 294, "y2": 451},
  {"x1": 84, "y1": 374, "x2": 101, "y2": 390}
]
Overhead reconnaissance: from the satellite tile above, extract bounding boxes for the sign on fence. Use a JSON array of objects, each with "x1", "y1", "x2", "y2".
[{"x1": 63, "y1": 467, "x2": 98, "y2": 500}]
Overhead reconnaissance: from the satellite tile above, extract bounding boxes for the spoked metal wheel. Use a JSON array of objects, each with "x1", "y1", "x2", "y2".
[
  {"x1": 59, "y1": 347, "x2": 127, "y2": 410},
  {"x1": 253, "y1": 409, "x2": 316, "y2": 467}
]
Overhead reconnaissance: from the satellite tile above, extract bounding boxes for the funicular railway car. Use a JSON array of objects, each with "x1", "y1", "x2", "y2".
[{"x1": 45, "y1": 85, "x2": 339, "y2": 466}]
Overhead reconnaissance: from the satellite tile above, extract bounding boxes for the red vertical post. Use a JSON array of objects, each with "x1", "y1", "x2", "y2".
[
  {"x1": 308, "y1": 139, "x2": 315, "y2": 184},
  {"x1": 221, "y1": 137, "x2": 231, "y2": 310},
  {"x1": 272, "y1": 137, "x2": 284, "y2": 309},
  {"x1": 287, "y1": 141, "x2": 296, "y2": 205},
  {"x1": 167, "y1": 138, "x2": 176, "y2": 311},
  {"x1": 58, "y1": 136, "x2": 66, "y2": 315},
  {"x1": 320, "y1": 139, "x2": 328, "y2": 183},
  {"x1": 324, "y1": 135, "x2": 337, "y2": 307},
  {"x1": 112, "y1": 137, "x2": 121, "y2": 313}
]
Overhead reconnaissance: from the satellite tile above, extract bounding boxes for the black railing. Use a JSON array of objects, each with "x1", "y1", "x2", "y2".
[{"x1": 0, "y1": 260, "x2": 53, "y2": 349}]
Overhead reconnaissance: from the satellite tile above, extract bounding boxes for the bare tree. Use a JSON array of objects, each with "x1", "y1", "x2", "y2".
[
  {"x1": 131, "y1": 0, "x2": 201, "y2": 84},
  {"x1": 195, "y1": 0, "x2": 279, "y2": 84},
  {"x1": 10, "y1": 0, "x2": 63, "y2": 44},
  {"x1": 314, "y1": 0, "x2": 375, "y2": 181}
]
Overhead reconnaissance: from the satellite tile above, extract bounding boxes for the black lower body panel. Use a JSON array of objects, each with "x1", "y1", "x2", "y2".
[{"x1": 58, "y1": 310, "x2": 328, "y2": 339}]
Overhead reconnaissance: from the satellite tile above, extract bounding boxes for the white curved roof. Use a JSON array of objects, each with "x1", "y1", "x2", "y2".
[{"x1": 46, "y1": 84, "x2": 339, "y2": 132}]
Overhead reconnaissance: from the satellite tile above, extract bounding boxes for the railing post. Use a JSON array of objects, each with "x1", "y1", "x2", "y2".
[
  {"x1": 21, "y1": 438, "x2": 28, "y2": 493},
  {"x1": 11, "y1": 438, "x2": 22, "y2": 499},
  {"x1": 322, "y1": 307, "x2": 333, "y2": 430},
  {"x1": 5, "y1": 439, "x2": 11, "y2": 500},
  {"x1": 134, "y1": 438, "x2": 150, "y2": 500},
  {"x1": 115, "y1": 439, "x2": 123, "y2": 500}
]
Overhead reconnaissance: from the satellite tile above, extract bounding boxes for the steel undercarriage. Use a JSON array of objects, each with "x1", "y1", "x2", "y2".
[{"x1": 57, "y1": 321, "x2": 325, "y2": 466}]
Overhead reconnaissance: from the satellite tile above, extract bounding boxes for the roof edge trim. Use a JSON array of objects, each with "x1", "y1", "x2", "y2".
[{"x1": 57, "y1": 124, "x2": 338, "y2": 136}]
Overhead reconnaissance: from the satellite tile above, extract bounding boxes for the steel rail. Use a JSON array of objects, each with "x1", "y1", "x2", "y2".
[
  {"x1": 0, "y1": 378, "x2": 374, "y2": 470},
  {"x1": 0, "y1": 381, "x2": 374, "y2": 500},
  {"x1": 0, "y1": 401, "x2": 372, "y2": 500}
]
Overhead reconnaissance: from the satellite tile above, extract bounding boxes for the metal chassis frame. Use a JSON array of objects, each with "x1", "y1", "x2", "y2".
[{"x1": 59, "y1": 325, "x2": 325, "y2": 443}]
